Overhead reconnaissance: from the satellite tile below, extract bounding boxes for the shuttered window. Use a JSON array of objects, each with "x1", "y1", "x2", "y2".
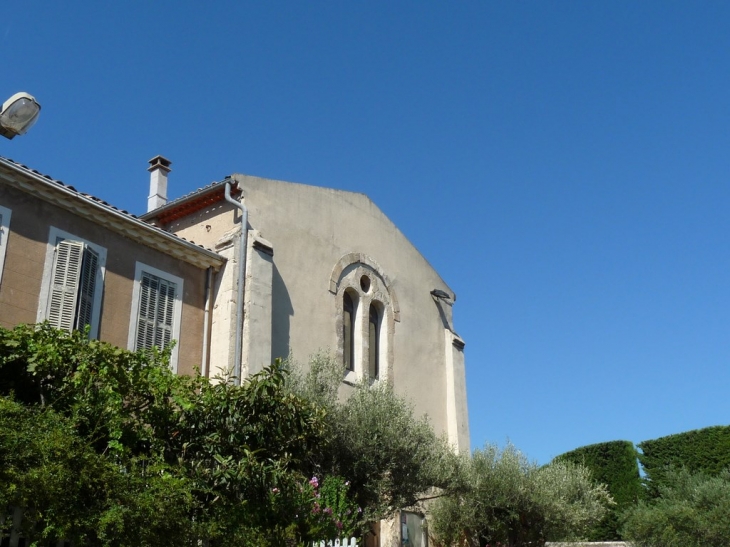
[
  {"x1": 46, "y1": 238, "x2": 100, "y2": 333},
  {"x1": 0, "y1": 205, "x2": 11, "y2": 285},
  {"x1": 128, "y1": 263, "x2": 183, "y2": 370},
  {"x1": 135, "y1": 272, "x2": 177, "y2": 352}
]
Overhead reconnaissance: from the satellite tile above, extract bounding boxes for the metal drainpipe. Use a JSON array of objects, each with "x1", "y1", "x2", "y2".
[
  {"x1": 224, "y1": 179, "x2": 247, "y2": 385},
  {"x1": 201, "y1": 266, "x2": 213, "y2": 378}
]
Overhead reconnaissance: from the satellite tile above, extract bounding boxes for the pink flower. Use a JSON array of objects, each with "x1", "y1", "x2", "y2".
[
  {"x1": 309, "y1": 476, "x2": 319, "y2": 488},
  {"x1": 323, "y1": 507, "x2": 332, "y2": 515},
  {"x1": 336, "y1": 521, "x2": 343, "y2": 530},
  {"x1": 313, "y1": 501, "x2": 321, "y2": 514},
  {"x1": 271, "y1": 487, "x2": 279, "y2": 493}
]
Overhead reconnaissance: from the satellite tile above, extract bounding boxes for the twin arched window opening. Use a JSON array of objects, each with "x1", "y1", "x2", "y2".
[{"x1": 342, "y1": 289, "x2": 381, "y2": 381}]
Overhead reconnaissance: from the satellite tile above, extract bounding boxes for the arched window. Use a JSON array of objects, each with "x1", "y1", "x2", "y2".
[
  {"x1": 368, "y1": 303, "x2": 380, "y2": 380},
  {"x1": 343, "y1": 291, "x2": 355, "y2": 371},
  {"x1": 332, "y1": 255, "x2": 395, "y2": 384}
]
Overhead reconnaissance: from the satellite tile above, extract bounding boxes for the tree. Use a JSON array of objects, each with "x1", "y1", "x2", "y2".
[
  {"x1": 430, "y1": 444, "x2": 613, "y2": 547},
  {"x1": 621, "y1": 467, "x2": 730, "y2": 547},
  {"x1": 555, "y1": 440, "x2": 643, "y2": 540},
  {"x1": 0, "y1": 397, "x2": 197, "y2": 547},
  {"x1": 0, "y1": 324, "x2": 346, "y2": 546},
  {"x1": 287, "y1": 353, "x2": 462, "y2": 522}
]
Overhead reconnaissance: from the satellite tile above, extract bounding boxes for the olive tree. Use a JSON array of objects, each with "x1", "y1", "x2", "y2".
[
  {"x1": 287, "y1": 353, "x2": 462, "y2": 522},
  {"x1": 621, "y1": 467, "x2": 730, "y2": 547},
  {"x1": 430, "y1": 444, "x2": 613, "y2": 547}
]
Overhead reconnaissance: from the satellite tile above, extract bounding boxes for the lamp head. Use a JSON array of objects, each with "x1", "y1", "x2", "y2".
[{"x1": 0, "y1": 92, "x2": 41, "y2": 139}]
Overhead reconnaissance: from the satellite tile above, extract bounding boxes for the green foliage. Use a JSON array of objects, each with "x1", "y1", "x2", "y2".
[
  {"x1": 169, "y1": 361, "x2": 332, "y2": 543},
  {"x1": 555, "y1": 440, "x2": 643, "y2": 540},
  {"x1": 430, "y1": 444, "x2": 613, "y2": 547},
  {"x1": 621, "y1": 467, "x2": 730, "y2": 547},
  {"x1": 304, "y1": 475, "x2": 360, "y2": 539},
  {"x1": 0, "y1": 322, "x2": 194, "y2": 459},
  {"x1": 0, "y1": 324, "x2": 340, "y2": 546},
  {"x1": 0, "y1": 397, "x2": 197, "y2": 547},
  {"x1": 287, "y1": 353, "x2": 461, "y2": 522},
  {"x1": 638, "y1": 426, "x2": 730, "y2": 495}
]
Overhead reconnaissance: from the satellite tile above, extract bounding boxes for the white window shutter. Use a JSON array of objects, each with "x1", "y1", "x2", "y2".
[
  {"x1": 47, "y1": 240, "x2": 84, "y2": 331},
  {"x1": 74, "y1": 246, "x2": 99, "y2": 331},
  {"x1": 136, "y1": 272, "x2": 176, "y2": 351}
]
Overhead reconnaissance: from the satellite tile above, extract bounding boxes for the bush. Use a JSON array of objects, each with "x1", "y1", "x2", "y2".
[
  {"x1": 621, "y1": 467, "x2": 730, "y2": 547},
  {"x1": 430, "y1": 444, "x2": 613, "y2": 547}
]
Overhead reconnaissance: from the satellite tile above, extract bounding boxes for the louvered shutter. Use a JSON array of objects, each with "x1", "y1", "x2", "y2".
[
  {"x1": 136, "y1": 272, "x2": 176, "y2": 351},
  {"x1": 74, "y1": 246, "x2": 99, "y2": 331},
  {"x1": 47, "y1": 240, "x2": 84, "y2": 331}
]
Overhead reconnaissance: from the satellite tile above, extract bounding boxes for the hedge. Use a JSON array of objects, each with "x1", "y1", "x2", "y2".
[
  {"x1": 556, "y1": 440, "x2": 642, "y2": 540},
  {"x1": 638, "y1": 425, "x2": 730, "y2": 495}
]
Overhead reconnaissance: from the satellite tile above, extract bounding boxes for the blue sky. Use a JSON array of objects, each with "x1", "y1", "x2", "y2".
[{"x1": 4, "y1": 2, "x2": 730, "y2": 464}]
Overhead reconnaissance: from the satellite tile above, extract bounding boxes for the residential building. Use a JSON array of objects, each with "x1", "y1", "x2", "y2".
[{"x1": 0, "y1": 156, "x2": 223, "y2": 375}]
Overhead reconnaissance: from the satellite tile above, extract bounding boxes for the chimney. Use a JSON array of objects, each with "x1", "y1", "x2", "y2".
[{"x1": 147, "y1": 155, "x2": 172, "y2": 212}]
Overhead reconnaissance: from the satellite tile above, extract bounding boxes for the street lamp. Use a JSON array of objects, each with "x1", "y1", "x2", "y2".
[{"x1": 0, "y1": 92, "x2": 41, "y2": 139}]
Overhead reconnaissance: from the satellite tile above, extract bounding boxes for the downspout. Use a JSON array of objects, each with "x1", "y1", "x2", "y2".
[
  {"x1": 201, "y1": 266, "x2": 213, "y2": 378},
  {"x1": 224, "y1": 179, "x2": 247, "y2": 385}
]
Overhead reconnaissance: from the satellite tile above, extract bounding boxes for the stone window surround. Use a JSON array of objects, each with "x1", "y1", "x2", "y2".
[{"x1": 331, "y1": 253, "x2": 397, "y2": 385}]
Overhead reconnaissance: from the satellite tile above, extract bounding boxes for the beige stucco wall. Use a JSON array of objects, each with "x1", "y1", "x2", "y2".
[
  {"x1": 166, "y1": 175, "x2": 469, "y2": 449},
  {"x1": 0, "y1": 183, "x2": 208, "y2": 376}
]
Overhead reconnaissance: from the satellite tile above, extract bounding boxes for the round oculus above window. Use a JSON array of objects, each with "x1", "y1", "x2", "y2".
[{"x1": 360, "y1": 274, "x2": 371, "y2": 293}]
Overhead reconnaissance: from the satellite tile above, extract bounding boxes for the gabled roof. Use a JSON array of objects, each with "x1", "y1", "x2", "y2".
[{"x1": 0, "y1": 157, "x2": 225, "y2": 270}]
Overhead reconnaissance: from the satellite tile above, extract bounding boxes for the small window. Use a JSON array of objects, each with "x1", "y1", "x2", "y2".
[
  {"x1": 368, "y1": 303, "x2": 380, "y2": 380},
  {"x1": 0, "y1": 204, "x2": 12, "y2": 285},
  {"x1": 343, "y1": 291, "x2": 355, "y2": 371},
  {"x1": 128, "y1": 263, "x2": 183, "y2": 370},
  {"x1": 38, "y1": 228, "x2": 106, "y2": 338}
]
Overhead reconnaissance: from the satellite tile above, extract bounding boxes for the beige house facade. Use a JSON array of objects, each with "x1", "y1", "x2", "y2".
[{"x1": 0, "y1": 156, "x2": 224, "y2": 375}]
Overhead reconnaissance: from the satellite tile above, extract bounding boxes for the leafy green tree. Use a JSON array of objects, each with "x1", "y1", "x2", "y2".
[
  {"x1": 621, "y1": 467, "x2": 730, "y2": 547},
  {"x1": 430, "y1": 444, "x2": 612, "y2": 547},
  {"x1": 0, "y1": 397, "x2": 197, "y2": 547},
  {"x1": 287, "y1": 353, "x2": 461, "y2": 522},
  {"x1": 0, "y1": 324, "x2": 345, "y2": 546},
  {"x1": 168, "y1": 360, "x2": 334, "y2": 544}
]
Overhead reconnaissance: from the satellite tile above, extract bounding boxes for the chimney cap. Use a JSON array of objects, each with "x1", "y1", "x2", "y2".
[{"x1": 148, "y1": 155, "x2": 172, "y2": 173}]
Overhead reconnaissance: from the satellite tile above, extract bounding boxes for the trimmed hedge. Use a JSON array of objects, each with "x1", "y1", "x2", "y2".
[
  {"x1": 556, "y1": 440, "x2": 642, "y2": 541},
  {"x1": 638, "y1": 425, "x2": 730, "y2": 495}
]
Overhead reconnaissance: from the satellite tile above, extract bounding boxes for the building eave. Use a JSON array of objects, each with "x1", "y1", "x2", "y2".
[
  {"x1": 0, "y1": 158, "x2": 225, "y2": 271},
  {"x1": 140, "y1": 180, "x2": 241, "y2": 224}
]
